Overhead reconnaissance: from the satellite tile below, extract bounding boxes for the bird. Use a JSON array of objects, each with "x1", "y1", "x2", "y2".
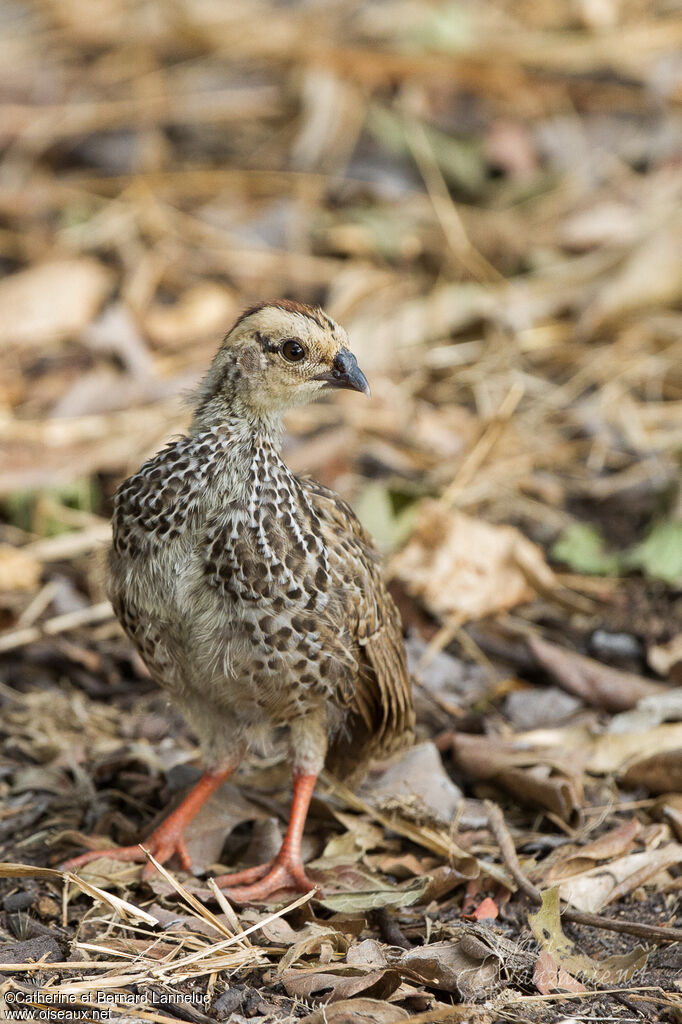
[{"x1": 64, "y1": 300, "x2": 414, "y2": 902}]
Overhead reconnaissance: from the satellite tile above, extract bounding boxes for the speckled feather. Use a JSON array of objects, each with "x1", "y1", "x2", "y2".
[{"x1": 108, "y1": 302, "x2": 413, "y2": 782}]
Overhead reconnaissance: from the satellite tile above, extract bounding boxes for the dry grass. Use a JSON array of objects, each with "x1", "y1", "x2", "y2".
[{"x1": 1, "y1": 0, "x2": 682, "y2": 1020}]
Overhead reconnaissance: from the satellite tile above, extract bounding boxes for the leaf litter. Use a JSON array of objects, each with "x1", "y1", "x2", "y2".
[{"x1": 2, "y1": 0, "x2": 682, "y2": 1021}]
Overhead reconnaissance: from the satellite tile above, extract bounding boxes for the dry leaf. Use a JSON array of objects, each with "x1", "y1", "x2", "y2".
[
  {"x1": 448, "y1": 733, "x2": 583, "y2": 824},
  {"x1": 581, "y1": 222, "x2": 682, "y2": 333},
  {"x1": 0, "y1": 259, "x2": 113, "y2": 347},
  {"x1": 529, "y1": 887, "x2": 648, "y2": 982},
  {"x1": 184, "y1": 782, "x2": 270, "y2": 873},
  {"x1": 143, "y1": 283, "x2": 237, "y2": 347},
  {"x1": 362, "y1": 742, "x2": 462, "y2": 823},
  {"x1": 587, "y1": 723, "x2": 682, "y2": 774},
  {"x1": 648, "y1": 634, "x2": 682, "y2": 678},
  {"x1": 300, "y1": 999, "x2": 409, "y2": 1024},
  {"x1": 544, "y1": 819, "x2": 641, "y2": 882},
  {"x1": 277, "y1": 922, "x2": 351, "y2": 973},
  {"x1": 280, "y1": 965, "x2": 401, "y2": 1003},
  {"x1": 309, "y1": 817, "x2": 385, "y2": 870},
  {"x1": 318, "y1": 876, "x2": 432, "y2": 914},
  {"x1": 0, "y1": 543, "x2": 41, "y2": 592},
  {"x1": 557, "y1": 844, "x2": 682, "y2": 913},
  {"x1": 621, "y1": 749, "x2": 682, "y2": 794},
  {"x1": 400, "y1": 936, "x2": 500, "y2": 999},
  {"x1": 533, "y1": 949, "x2": 587, "y2": 994},
  {"x1": 394, "y1": 502, "x2": 555, "y2": 621},
  {"x1": 528, "y1": 635, "x2": 665, "y2": 712}
]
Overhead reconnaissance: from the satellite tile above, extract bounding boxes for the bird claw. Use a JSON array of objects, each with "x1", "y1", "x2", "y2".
[
  {"x1": 214, "y1": 857, "x2": 317, "y2": 903},
  {"x1": 62, "y1": 824, "x2": 193, "y2": 877}
]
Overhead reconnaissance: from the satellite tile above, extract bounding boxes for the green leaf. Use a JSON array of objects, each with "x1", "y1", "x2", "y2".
[
  {"x1": 367, "y1": 106, "x2": 486, "y2": 196},
  {"x1": 353, "y1": 483, "x2": 419, "y2": 553},
  {"x1": 625, "y1": 521, "x2": 682, "y2": 585},
  {"x1": 317, "y1": 876, "x2": 431, "y2": 913},
  {"x1": 529, "y1": 887, "x2": 649, "y2": 984},
  {"x1": 551, "y1": 523, "x2": 619, "y2": 576}
]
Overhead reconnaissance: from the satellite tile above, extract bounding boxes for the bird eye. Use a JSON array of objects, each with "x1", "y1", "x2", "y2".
[{"x1": 281, "y1": 339, "x2": 306, "y2": 362}]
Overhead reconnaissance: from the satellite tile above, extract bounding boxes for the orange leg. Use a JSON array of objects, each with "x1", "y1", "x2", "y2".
[
  {"x1": 63, "y1": 765, "x2": 236, "y2": 878},
  {"x1": 215, "y1": 772, "x2": 318, "y2": 902}
]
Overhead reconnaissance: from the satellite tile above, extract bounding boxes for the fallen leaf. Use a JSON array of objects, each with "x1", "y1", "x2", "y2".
[
  {"x1": 587, "y1": 723, "x2": 682, "y2": 774},
  {"x1": 393, "y1": 502, "x2": 556, "y2": 622},
  {"x1": 581, "y1": 222, "x2": 682, "y2": 333},
  {"x1": 300, "y1": 998, "x2": 409, "y2": 1024},
  {"x1": 143, "y1": 282, "x2": 237, "y2": 347},
  {"x1": 558, "y1": 844, "x2": 682, "y2": 913},
  {"x1": 185, "y1": 783, "x2": 271, "y2": 874},
  {"x1": 0, "y1": 259, "x2": 113, "y2": 347},
  {"x1": 544, "y1": 819, "x2": 641, "y2": 882},
  {"x1": 448, "y1": 733, "x2": 583, "y2": 824},
  {"x1": 528, "y1": 635, "x2": 665, "y2": 712},
  {"x1": 309, "y1": 817, "x2": 385, "y2": 870},
  {"x1": 621, "y1": 750, "x2": 682, "y2": 794},
  {"x1": 625, "y1": 521, "x2": 682, "y2": 586},
  {"x1": 0, "y1": 543, "x2": 41, "y2": 591},
  {"x1": 609, "y1": 692, "x2": 682, "y2": 734},
  {"x1": 472, "y1": 897, "x2": 499, "y2": 921},
  {"x1": 317, "y1": 876, "x2": 431, "y2": 913},
  {"x1": 552, "y1": 523, "x2": 619, "y2": 576},
  {"x1": 362, "y1": 742, "x2": 462, "y2": 824},
  {"x1": 280, "y1": 965, "x2": 401, "y2": 1003},
  {"x1": 648, "y1": 634, "x2": 682, "y2": 678},
  {"x1": 529, "y1": 887, "x2": 648, "y2": 981},
  {"x1": 277, "y1": 922, "x2": 351, "y2": 973},
  {"x1": 533, "y1": 949, "x2": 587, "y2": 994},
  {"x1": 400, "y1": 936, "x2": 500, "y2": 998}
]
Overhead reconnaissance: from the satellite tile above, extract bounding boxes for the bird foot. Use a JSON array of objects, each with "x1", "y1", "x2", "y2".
[
  {"x1": 214, "y1": 855, "x2": 317, "y2": 903},
  {"x1": 62, "y1": 818, "x2": 193, "y2": 878}
]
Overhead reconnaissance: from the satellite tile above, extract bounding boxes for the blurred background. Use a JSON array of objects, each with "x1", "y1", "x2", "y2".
[{"x1": 2, "y1": 0, "x2": 682, "y2": 922}]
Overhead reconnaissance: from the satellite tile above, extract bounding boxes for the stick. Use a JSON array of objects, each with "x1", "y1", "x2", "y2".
[
  {"x1": 0, "y1": 601, "x2": 114, "y2": 652},
  {"x1": 485, "y1": 801, "x2": 682, "y2": 945}
]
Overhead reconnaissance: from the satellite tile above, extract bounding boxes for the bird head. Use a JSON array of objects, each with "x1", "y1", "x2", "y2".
[{"x1": 193, "y1": 300, "x2": 369, "y2": 427}]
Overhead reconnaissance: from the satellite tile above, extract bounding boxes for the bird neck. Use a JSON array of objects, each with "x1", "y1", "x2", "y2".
[
  {"x1": 190, "y1": 400, "x2": 284, "y2": 450},
  {"x1": 190, "y1": 360, "x2": 284, "y2": 446}
]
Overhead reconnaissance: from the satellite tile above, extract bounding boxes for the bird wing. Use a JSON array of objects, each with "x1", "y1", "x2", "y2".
[{"x1": 300, "y1": 478, "x2": 414, "y2": 764}]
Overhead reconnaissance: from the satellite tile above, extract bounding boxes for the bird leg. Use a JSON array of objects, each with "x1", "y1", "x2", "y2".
[
  {"x1": 215, "y1": 772, "x2": 318, "y2": 901},
  {"x1": 63, "y1": 762, "x2": 237, "y2": 878}
]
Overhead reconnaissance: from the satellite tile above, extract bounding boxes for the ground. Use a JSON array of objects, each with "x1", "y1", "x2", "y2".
[{"x1": 1, "y1": 1, "x2": 682, "y2": 1021}]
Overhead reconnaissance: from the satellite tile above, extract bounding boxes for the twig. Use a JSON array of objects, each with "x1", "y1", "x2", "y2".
[
  {"x1": 0, "y1": 601, "x2": 113, "y2": 652},
  {"x1": 485, "y1": 801, "x2": 682, "y2": 945}
]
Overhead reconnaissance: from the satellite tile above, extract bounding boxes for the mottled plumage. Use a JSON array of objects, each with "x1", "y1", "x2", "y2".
[{"x1": 66, "y1": 300, "x2": 414, "y2": 900}]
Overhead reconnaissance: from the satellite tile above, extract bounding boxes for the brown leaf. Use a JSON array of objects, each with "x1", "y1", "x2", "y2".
[
  {"x1": 400, "y1": 937, "x2": 500, "y2": 999},
  {"x1": 299, "y1": 997, "x2": 410, "y2": 1024},
  {"x1": 528, "y1": 635, "x2": 665, "y2": 712},
  {"x1": 280, "y1": 965, "x2": 402, "y2": 1003},
  {"x1": 0, "y1": 259, "x2": 113, "y2": 347},
  {"x1": 581, "y1": 222, "x2": 682, "y2": 333},
  {"x1": 533, "y1": 949, "x2": 587, "y2": 995},
  {"x1": 0, "y1": 544, "x2": 41, "y2": 592},
  {"x1": 276, "y1": 923, "x2": 351, "y2": 973},
  {"x1": 545, "y1": 819, "x2": 641, "y2": 882},
  {"x1": 622, "y1": 749, "x2": 682, "y2": 795},
  {"x1": 184, "y1": 782, "x2": 270, "y2": 873},
  {"x1": 362, "y1": 742, "x2": 462, "y2": 824},
  {"x1": 393, "y1": 502, "x2": 555, "y2": 622},
  {"x1": 143, "y1": 283, "x2": 237, "y2": 347},
  {"x1": 448, "y1": 733, "x2": 583, "y2": 824}
]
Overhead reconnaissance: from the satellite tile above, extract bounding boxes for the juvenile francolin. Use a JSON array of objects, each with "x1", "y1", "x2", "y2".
[{"x1": 66, "y1": 301, "x2": 414, "y2": 901}]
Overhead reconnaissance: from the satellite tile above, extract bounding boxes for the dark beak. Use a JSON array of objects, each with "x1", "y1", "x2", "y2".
[{"x1": 313, "y1": 350, "x2": 371, "y2": 396}]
